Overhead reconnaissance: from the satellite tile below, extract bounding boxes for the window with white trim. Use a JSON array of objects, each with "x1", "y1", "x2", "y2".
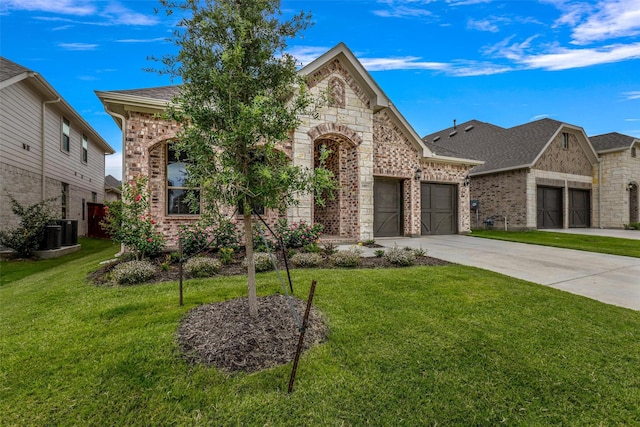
[
  {"x1": 82, "y1": 135, "x2": 88, "y2": 163},
  {"x1": 62, "y1": 118, "x2": 70, "y2": 152},
  {"x1": 562, "y1": 132, "x2": 569, "y2": 150}
]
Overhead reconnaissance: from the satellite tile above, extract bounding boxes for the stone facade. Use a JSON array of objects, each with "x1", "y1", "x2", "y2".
[{"x1": 594, "y1": 147, "x2": 640, "y2": 228}]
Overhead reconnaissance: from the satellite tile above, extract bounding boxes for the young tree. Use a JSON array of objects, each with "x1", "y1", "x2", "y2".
[{"x1": 155, "y1": 0, "x2": 334, "y2": 316}]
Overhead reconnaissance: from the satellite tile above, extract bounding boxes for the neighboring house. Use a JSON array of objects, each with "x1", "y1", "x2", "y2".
[
  {"x1": 104, "y1": 174, "x2": 122, "y2": 202},
  {"x1": 96, "y1": 43, "x2": 481, "y2": 243},
  {"x1": 0, "y1": 57, "x2": 115, "y2": 237},
  {"x1": 590, "y1": 132, "x2": 640, "y2": 228},
  {"x1": 423, "y1": 118, "x2": 599, "y2": 230}
]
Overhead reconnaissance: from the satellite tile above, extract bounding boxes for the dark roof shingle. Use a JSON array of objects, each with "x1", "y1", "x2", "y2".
[
  {"x1": 0, "y1": 57, "x2": 31, "y2": 82},
  {"x1": 107, "y1": 85, "x2": 180, "y2": 101},
  {"x1": 589, "y1": 132, "x2": 637, "y2": 152}
]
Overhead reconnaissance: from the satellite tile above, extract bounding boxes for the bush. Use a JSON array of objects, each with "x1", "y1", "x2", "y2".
[
  {"x1": 210, "y1": 218, "x2": 241, "y2": 251},
  {"x1": 184, "y1": 257, "x2": 221, "y2": 278},
  {"x1": 384, "y1": 245, "x2": 416, "y2": 266},
  {"x1": 374, "y1": 249, "x2": 385, "y2": 258},
  {"x1": 625, "y1": 222, "x2": 640, "y2": 230},
  {"x1": 275, "y1": 219, "x2": 323, "y2": 249},
  {"x1": 330, "y1": 246, "x2": 362, "y2": 268},
  {"x1": 178, "y1": 223, "x2": 211, "y2": 256},
  {"x1": 110, "y1": 260, "x2": 156, "y2": 285},
  {"x1": 290, "y1": 252, "x2": 324, "y2": 268},
  {"x1": 253, "y1": 224, "x2": 277, "y2": 252},
  {"x1": 0, "y1": 195, "x2": 56, "y2": 257},
  {"x1": 244, "y1": 252, "x2": 274, "y2": 272}
]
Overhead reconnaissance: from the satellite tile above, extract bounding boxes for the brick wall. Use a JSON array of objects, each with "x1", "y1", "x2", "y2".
[
  {"x1": 471, "y1": 170, "x2": 529, "y2": 230},
  {"x1": 535, "y1": 131, "x2": 593, "y2": 176}
]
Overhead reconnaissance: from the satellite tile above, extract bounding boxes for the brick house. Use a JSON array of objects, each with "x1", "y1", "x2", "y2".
[
  {"x1": 423, "y1": 118, "x2": 599, "y2": 230},
  {"x1": 96, "y1": 43, "x2": 481, "y2": 243},
  {"x1": 0, "y1": 57, "x2": 115, "y2": 237},
  {"x1": 590, "y1": 132, "x2": 640, "y2": 228}
]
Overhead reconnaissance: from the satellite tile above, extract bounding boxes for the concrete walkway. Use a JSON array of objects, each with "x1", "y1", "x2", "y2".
[{"x1": 363, "y1": 234, "x2": 640, "y2": 311}]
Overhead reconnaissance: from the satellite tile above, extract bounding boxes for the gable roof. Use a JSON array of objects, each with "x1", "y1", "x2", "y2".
[
  {"x1": 590, "y1": 132, "x2": 639, "y2": 154},
  {"x1": 105, "y1": 174, "x2": 122, "y2": 195},
  {"x1": 423, "y1": 118, "x2": 597, "y2": 175},
  {"x1": 1, "y1": 57, "x2": 115, "y2": 155}
]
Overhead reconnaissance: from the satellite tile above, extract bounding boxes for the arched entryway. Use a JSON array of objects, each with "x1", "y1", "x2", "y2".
[{"x1": 313, "y1": 134, "x2": 359, "y2": 239}]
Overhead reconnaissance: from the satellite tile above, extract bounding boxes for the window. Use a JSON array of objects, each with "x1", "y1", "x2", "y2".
[
  {"x1": 167, "y1": 144, "x2": 199, "y2": 215},
  {"x1": 82, "y1": 135, "x2": 88, "y2": 163},
  {"x1": 562, "y1": 132, "x2": 569, "y2": 150},
  {"x1": 91, "y1": 192, "x2": 97, "y2": 203},
  {"x1": 61, "y1": 182, "x2": 69, "y2": 219},
  {"x1": 62, "y1": 118, "x2": 70, "y2": 152},
  {"x1": 632, "y1": 147, "x2": 637, "y2": 158},
  {"x1": 82, "y1": 198, "x2": 85, "y2": 220}
]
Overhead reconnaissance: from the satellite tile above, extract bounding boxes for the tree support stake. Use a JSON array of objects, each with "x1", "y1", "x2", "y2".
[{"x1": 288, "y1": 279, "x2": 317, "y2": 394}]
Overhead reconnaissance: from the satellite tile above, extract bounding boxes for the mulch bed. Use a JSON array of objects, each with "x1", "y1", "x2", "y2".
[{"x1": 177, "y1": 295, "x2": 327, "y2": 373}]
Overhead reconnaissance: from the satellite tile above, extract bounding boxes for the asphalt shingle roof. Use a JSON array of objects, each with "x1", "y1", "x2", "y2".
[
  {"x1": 0, "y1": 57, "x2": 31, "y2": 82},
  {"x1": 105, "y1": 174, "x2": 122, "y2": 189},
  {"x1": 423, "y1": 118, "x2": 565, "y2": 175},
  {"x1": 107, "y1": 85, "x2": 180, "y2": 101},
  {"x1": 589, "y1": 132, "x2": 637, "y2": 153}
]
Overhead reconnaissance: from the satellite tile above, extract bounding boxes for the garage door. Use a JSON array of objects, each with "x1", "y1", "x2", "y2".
[
  {"x1": 569, "y1": 189, "x2": 590, "y2": 228},
  {"x1": 374, "y1": 178, "x2": 403, "y2": 237},
  {"x1": 421, "y1": 183, "x2": 457, "y2": 235},
  {"x1": 537, "y1": 187, "x2": 562, "y2": 228}
]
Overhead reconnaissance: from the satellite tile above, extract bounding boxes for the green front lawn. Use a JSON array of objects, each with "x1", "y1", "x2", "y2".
[
  {"x1": 1, "y1": 243, "x2": 639, "y2": 425},
  {"x1": 471, "y1": 230, "x2": 640, "y2": 258}
]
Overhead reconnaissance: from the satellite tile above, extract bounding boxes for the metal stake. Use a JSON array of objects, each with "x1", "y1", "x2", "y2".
[{"x1": 288, "y1": 280, "x2": 317, "y2": 394}]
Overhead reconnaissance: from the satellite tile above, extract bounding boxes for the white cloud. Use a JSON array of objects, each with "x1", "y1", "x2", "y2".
[
  {"x1": 467, "y1": 18, "x2": 500, "y2": 32},
  {"x1": 2, "y1": 0, "x2": 96, "y2": 16},
  {"x1": 58, "y1": 42, "x2": 98, "y2": 51},
  {"x1": 623, "y1": 91, "x2": 640, "y2": 100},
  {"x1": 570, "y1": 0, "x2": 640, "y2": 44},
  {"x1": 519, "y1": 42, "x2": 640, "y2": 70},
  {"x1": 360, "y1": 56, "x2": 449, "y2": 71},
  {"x1": 531, "y1": 114, "x2": 553, "y2": 121},
  {"x1": 116, "y1": 37, "x2": 166, "y2": 43},
  {"x1": 5, "y1": 0, "x2": 158, "y2": 26}
]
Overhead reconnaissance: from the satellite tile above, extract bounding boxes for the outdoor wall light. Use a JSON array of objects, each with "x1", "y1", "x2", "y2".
[
  {"x1": 628, "y1": 182, "x2": 636, "y2": 191},
  {"x1": 463, "y1": 175, "x2": 471, "y2": 187},
  {"x1": 414, "y1": 168, "x2": 422, "y2": 181}
]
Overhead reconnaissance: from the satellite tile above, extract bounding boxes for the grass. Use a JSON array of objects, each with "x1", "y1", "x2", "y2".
[
  {"x1": 1, "y1": 242, "x2": 639, "y2": 425},
  {"x1": 0, "y1": 238, "x2": 119, "y2": 285},
  {"x1": 471, "y1": 230, "x2": 640, "y2": 258}
]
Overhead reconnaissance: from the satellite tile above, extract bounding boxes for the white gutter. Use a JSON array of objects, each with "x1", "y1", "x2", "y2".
[
  {"x1": 41, "y1": 96, "x2": 61, "y2": 201},
  {"x1": 103, "y1": 105, "x2": 127, "y2": 256}
]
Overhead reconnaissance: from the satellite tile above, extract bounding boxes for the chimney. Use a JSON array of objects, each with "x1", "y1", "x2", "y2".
[{"x1": 453, "y1": 119, "x2": 457, "y2": 130}]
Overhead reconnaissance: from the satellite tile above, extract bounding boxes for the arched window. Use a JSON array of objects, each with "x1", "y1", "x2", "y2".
[{"x1": 167, "y1": 143, "x2": 200, "y2": 215}]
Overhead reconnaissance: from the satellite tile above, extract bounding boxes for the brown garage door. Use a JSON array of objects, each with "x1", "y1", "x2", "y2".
[
  {"x1": 374, "y1": 178, "x2": 403, "y2": 237},
  {"x1": 421, "y1": 183, "x2": 457, "y2": 235},
  {"x1": 537, "y1": 186, "x2": 562, "y2": 228},
  {"x1": 569, "y1": 189, "x2": 590, "y2": 228}
]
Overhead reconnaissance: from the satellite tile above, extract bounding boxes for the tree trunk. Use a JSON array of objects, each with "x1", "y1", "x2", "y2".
[{"x1": 244, "y1": 205, "x2": 258, "y2": 317}]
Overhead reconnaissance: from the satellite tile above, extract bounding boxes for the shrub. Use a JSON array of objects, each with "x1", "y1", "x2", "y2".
[
  {"x1": 244, "y1": 252, "x2": 274, "y2": 272},
  {"x1": 178, "y1": 223, "x2": 211, "y2": 256},
  {"x1": 374, "y1": 249, "x2": 385, "y2": 258},
  {"x1": 303, "y1": 242, "x2": 321, "y2": 253},
  {"x1": 210, "y1": 217, "x2": 241, "y2": 251},
  {"x1": 625, "y1": 222, "x2": 640, "y2": 230},
  {"x1": 330, "y1": 246, "x2": 363, "y2": 268},
  {"x1": 413, "y1": 246, "x2": 427, "y2": 257},
  {"x1": 322, "y1": 242, "x2": 338, "y2": 256},
  {"x1": 102, "y1": 177, "x2": 165, "y2": 260},
  {"x1": 110, "y1": 260, "x2": 156, "y2": 285},
  {"x1": 384, "y1": 245, "x2": 416, "y2": 266},
  {"x1": 290, "y1": 252, "x2": 324, "y2": 268},
  {"x1": 253, "y1": 224, "x2": 276, "y2": 252},
  {"x1": 184, "y1": 257, "x2": 221, "y2": 278},
  {"x1": 218, "y1": 247, "x2": 235, "y2": 265},
  {"x1": 275, "y1": 219, "x2": 323, "y2": 249},
  {"x1": 0, "y1": 195, "x2": 56, "y2": 257}
]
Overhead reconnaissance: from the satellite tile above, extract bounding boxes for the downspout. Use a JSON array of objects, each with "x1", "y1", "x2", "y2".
[
  {"x1": 103, "y1": 105, "x2": 127, "y2": 256},
  {"x1": 597, "y1": 158, "x2": 602, "y2": 228},
  {"x1": 41, "y1": 96, "x2": 61, "y2": 201}
]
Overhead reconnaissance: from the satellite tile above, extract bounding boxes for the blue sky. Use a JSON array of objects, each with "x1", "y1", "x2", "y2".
[{"x1": 1, "y1": 0, "x2": 639, "y2": 179}]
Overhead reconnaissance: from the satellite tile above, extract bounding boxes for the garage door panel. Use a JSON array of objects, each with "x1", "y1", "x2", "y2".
[
  {"x1": 374, "y1": 178, "x2": 403, "y2": 237},
  {"x1": 569, "y1": 189, "x2": 590, "y2": 228},
  {"x1": 421, "y1": 183, "x2": 457, "y2": 235},
  {"x1": 537, "y1": 187, "x2": 562, "y2": 229}
]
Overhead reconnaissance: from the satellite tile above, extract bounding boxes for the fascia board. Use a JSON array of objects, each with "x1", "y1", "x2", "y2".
[
  {"x1": 0, "y1": 71, "x2": 31, "y2": 90},
  {"x1": 470, "y1": 164, "x2": 531, "y2": 176},
  {"x1": 530, "y1": 123, "x2": 598, "y2": 168},
  {"x1": 429, "y1": 155, "x2": 484, "y2": 166}
]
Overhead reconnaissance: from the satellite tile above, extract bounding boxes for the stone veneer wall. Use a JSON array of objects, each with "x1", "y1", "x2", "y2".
[
  {"x1": 594, "y1": 147, "x2": 640, "y2": 228},
  {"x1": 470, "y1": 170, "x2": 528, "y2": 230}
]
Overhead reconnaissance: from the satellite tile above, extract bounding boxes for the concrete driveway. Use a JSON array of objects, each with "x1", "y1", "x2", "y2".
[{"x1": 373, "y1": 234, "x2": 640, "y2": 311}]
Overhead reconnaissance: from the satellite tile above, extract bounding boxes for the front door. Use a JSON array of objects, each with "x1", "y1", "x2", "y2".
[{"x1": 374, "y1": 178, "x2": 403, "y2": 237}]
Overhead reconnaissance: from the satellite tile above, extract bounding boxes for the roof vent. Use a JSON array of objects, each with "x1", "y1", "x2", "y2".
[
  {"x1": 465, "y1": 125, "x2": 474, "y2": 132},
  {"x1": 449, "y1": 130, "x2": 457, "y2": 137},
  {"x1": 433, "y1": 136, "x2": 441, "y2": 142},
  {"x1": 453, "y1": 119, "x2": 457, "y2": 130}
]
